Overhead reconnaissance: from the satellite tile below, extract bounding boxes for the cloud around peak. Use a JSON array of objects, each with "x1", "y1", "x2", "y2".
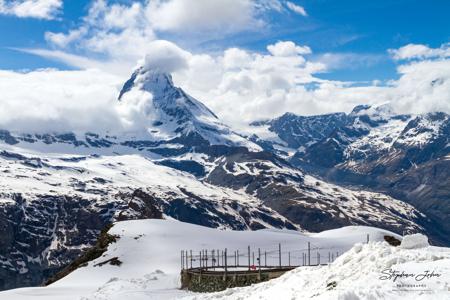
[
  {"x1": 2, "y1": 41, "x2": 450, "y2": 134},
  {"x1": 1, "y1": 1, "x2": 449, "y2": 135},
  {"x1": 142, "y1": 40, "x2": 190, "y2": 74}
]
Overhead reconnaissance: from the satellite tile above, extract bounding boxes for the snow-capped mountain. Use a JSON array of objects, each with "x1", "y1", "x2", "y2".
[
  {"x1": 0, "y1": 67, "x2": 258, "y2": 158},
  {"x1": 249, "y1": 111, "x2": 348, "y2": 155},
  {"x1": 117, "y1": 67, "x2": 259, "y2": 154},
  {"x1": 251, "y1": 103, "x2": 450, "y2": 246},
  {"x1": 0, "y1": 70, "x2": 438, "y2": 291}
]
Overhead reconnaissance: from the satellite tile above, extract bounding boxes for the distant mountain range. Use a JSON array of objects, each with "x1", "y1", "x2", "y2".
[
  {"x1": 0, "y1": 65, "x2": 446, "y2": 290},
  {"x1": 250, "y1": 103, "x2": 450, "y2": 247}
]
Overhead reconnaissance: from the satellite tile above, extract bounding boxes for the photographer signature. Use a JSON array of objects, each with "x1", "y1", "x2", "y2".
[{"x1": 379, "y1": 269, "x2": 442, "y2": 282}]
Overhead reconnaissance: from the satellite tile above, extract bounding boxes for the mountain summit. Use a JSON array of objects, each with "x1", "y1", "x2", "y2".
[
  {"x1": 119, "y1": 67, "x2": 217, "y2": 120},
  {"x1": 118, "y1": 67, "x2": 258, "y2": 152}
]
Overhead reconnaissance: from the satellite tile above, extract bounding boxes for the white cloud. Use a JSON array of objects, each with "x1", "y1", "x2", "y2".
[
  {"x1": 2, "y1": 0, "x2": 449, "y2": 135},
  {"x1": 387, "y1": 59, "x2": 450, "y2": 114},
  {"x1": 170, "y1": 42, "x2": 450, "y2": 129},
  {"x1": 45, "y1": 28, "x2": 87, "y2": 48},
  {"x1": 2, "y1": 42, "x2": 450, "y2": 134},
  {"x1": 267, "y1": 41, "x2": 311, "y2": 57},
  {"x1": 38, "y1": 0, "x2": 288, "y2": 74},
  {"x1": 17, "y1": 48, "x2": 135, "y2": 75},
  {"x1": 223, "y1": 48, "x2": 252, "y2": 70},
  {"x1": 146, "y1": 0, "x2": 265, "y2": 33},
  {"x1": 389, "y1": 43, "x2": 450, "y2": 60},
  {"x1": 0, "y1": 69, "x2": 123, "y2": 133},
  {"x1": 42, "y1": 0, "x2": 155, "y2": 73},
  {"x1": 0, "y1": 0, "x2": 62, "y2": 20},
  {"x1": 142, "y1": 40, "x2": 190, "y2": 73},
  {"x1": 286, "y1": 1, "x2": 307, "y2": 16},
  {"x1": 0, "y1": 67, "x2": 181, "y2": 134}
]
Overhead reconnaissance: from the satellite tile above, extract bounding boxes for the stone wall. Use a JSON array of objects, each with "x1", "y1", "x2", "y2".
[{"x1": 180, "y1": 268, "x2": 293, "y2": 293}]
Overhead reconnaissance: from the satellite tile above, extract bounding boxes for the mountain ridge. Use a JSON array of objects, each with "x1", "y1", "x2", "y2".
[
  {"x1": 0, "y1": 69, "x2": 443, "y2": 291},
  {"x1": 250, "y1": 103, "x2": 449, "y2": 246}
]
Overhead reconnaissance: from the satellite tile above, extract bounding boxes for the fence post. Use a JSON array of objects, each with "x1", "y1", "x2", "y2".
[
  {"x1": 265, "y1": 251, "x2": 267, "y2": 267},
  {"x1": 248, "y1": 245, "x2": 251, "y2": 271},
  {"x1": 278, "y1": 243, "x2": 281, "y2": 268},
  {"x1": 237, "y1": 250, "x2": 239, "y2": 266},
  {"x1": 367, "y1": 234, "x2": 369, "y2": 244},
  {"x1": 224, "y1": 248, "x2": 228, "y2": 277},
  {"x1": 308, "y1": 242, "x2": 311, "y2": 266},
  {"x1": 252, "y1": 252, "x2": 255, "y2": 265},
  {"x1": 181, "y1": 250, "x2": 184, "y2": 269},
  {"x1": 288, "y1": 252, "x2": 291, "y2": 266},
  {"x1": 258, "y1": 248, "x2": 261, "y2": 270},
  {"x1": 258, "y1": 248, "x2": 261, "y2": 280},
  {"x1": 317, "y1": 252, "x2": 320, "y2": 265},
  {"x1": 185, "y1": 250, "x2": 188, "y2": 269},
  {"x1": 206, "y1": 250, "x2": 209, "y2": 269}
]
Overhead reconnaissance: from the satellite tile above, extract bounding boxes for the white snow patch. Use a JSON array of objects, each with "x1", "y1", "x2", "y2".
[
  {"x1": 0, "y1": 219, "x2": 404, "y2": 300},
  {"x1": 187, "y1": 241, "x2": 450, "y2": 300},
  {"x1": 400, "y1": 234, "x2": 430, "y2": 249}
]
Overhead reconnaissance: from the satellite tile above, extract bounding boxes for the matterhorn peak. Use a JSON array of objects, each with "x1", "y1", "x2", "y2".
[
  {"x1": 115, "y1": 64, "x2": 259, "y2": 151},
  {"x1": 118, "y1": 67, "x2": 175, "y2": 101}
]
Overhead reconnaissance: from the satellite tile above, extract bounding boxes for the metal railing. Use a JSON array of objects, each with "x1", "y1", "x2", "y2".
[{"x1": 181, "y1": 234, "x2": 371, "y2": 272}]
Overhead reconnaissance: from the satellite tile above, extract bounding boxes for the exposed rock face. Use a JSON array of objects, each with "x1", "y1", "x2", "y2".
[
  {"x1": 203, "y1": 147, "x2": 430, "y2": 235},
  {"x1": 117, "y1": 67, "x2": 258, "y2": 155},
  {"x1": 251, "y1": 104, "x2": 450, "y2": 245},
  {"x1": 250, "y1": 112, "x2": 348, "y2": 150},
  {"x1": 0, "y1": 149, "x2": 297, "y2": 290},
  {"x1": 44, "y1": 223, "x2": 119, "y2": 286},
  {"x1": 0, "y1": 69, "x2": 442, "y2": 292},
  {"x1": 0, "y1": 194, "x2": 110, "y2": 290}
]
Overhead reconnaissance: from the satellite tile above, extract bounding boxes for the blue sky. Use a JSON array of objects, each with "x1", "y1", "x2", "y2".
[
  {"x1": 0, "y1": 0, "x2": 449, "y2": 131},
  {"x1": 1, "y1": 0, "x2": 449, "y2": 82}
]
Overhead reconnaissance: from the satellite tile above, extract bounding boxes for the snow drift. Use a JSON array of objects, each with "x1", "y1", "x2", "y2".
[
  {"x1": 1, "y1": 219, "x2": 448, "y2": 300},
  {"x1": 189, "y1": 240, "x2": 449, "y2": 300}
]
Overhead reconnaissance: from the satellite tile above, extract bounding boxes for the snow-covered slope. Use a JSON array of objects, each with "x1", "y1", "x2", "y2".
[
  {"x1": 1, "y1": 140, "x2": 431, "y2": 289},
  {"x1": 117, "y1": 67, "x2": 259, "y2": 152},
  {"x1": 285, "y1": 104, "x2": 450, "y2": 245},
  {"x1": 0, "y1": 219, "x2": 414, "y2": 300},
  {"x1": 0, "y1": 67, "x2": 259, "y2": 158},
  {"x1": 0, "y1": 69, "x2": 441, "y2": 292},
  {"x1": 191, "y1": 237, "x2": 450, "y2": 300},
  {"x1": 249, "y1": 111, "x2": 348, "y2": 156},
  {"x1": 0, "y1": 142, "x2": 300, "y2": 290},
  {"x1": 204, "y1": 150, "x2": 427, "y2": 235}
]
